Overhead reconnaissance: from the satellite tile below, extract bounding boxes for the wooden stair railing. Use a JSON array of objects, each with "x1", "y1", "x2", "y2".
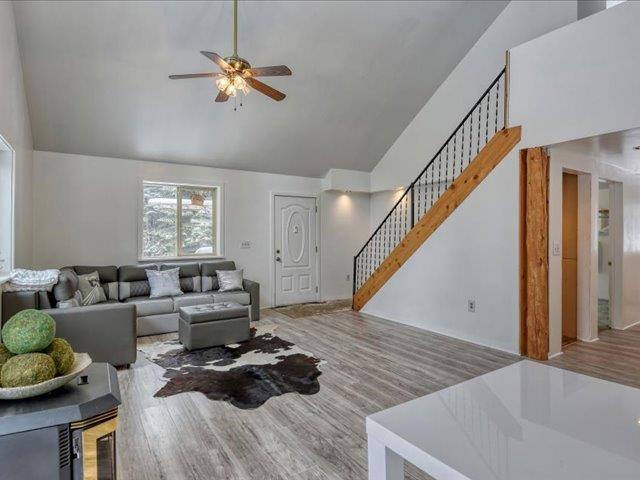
[
  {"x1": 353, "y1": 126, "x2": 521, "y2": 311},
  {"x1": 353, "y1": 67, "x2": 520, "y2": 311}
]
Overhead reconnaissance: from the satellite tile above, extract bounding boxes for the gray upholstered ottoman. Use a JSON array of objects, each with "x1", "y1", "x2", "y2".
[{"x1": 178, "y1": 302, "x2": 250, "y2": 350}]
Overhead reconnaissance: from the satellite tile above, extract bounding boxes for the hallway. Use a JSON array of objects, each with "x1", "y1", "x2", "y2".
[{"x1": 547, "y1": 323, "x2": 640, "y2": 388}]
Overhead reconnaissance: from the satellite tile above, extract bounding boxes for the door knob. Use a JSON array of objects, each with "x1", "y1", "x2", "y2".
[{"x1": 276, "y1": 256, "x2": 281, "y2": 262}]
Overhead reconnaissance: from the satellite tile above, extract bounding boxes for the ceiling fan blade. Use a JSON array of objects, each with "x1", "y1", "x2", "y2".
[
  {"x1": 245, "y1": 77, "x2": 286, "y2": 101},
  {"x1": 215, "y1": 90, "x2": 229, "y2": 102},
  {"x1": 169, "y1": 73, "x2": 219, "y2": 80},
  {"x1": 200, "y1": 51, "x2": 233, "y2": 71},
  {"x1": 245, "y1": 65, "x2": 292, "y2": 77}
]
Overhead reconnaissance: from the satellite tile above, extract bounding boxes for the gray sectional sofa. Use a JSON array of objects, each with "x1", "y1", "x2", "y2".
[
  {"x1": 1, "y1": 260, "x2": 259, "y2": 367},
  {"x1": 117, "y1": 261, "x2": 259, "y2": 336}
]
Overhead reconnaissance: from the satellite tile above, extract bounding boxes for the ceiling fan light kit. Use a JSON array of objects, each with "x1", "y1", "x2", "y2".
[{"x1": 169, "y1": 0, "x2": 292, "y2": 107}]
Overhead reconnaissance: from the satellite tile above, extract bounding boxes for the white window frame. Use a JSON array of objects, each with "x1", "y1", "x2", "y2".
[
  {"x1": 138, "y1": 180, "x2": 225, "y2": 261},
  {"x1": 0, "y1": 133, "x2": 15, "y2": 279}
]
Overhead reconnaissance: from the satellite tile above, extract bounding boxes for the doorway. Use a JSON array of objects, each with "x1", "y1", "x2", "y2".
[
  {"x1": 562, "y1": 172, "x2": 578, "y2": 345},
  {"x1": 273, "y1": 194, "x2": 319, "y2": 307},
  {"x1": 598, "y1": 180, "x2": 611, "y2": 330},
  {"x1": 597, "y1": 179, "x2": 623, "y2": 331}
]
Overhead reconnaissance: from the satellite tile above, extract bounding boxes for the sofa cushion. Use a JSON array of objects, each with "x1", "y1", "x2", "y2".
[
  {"x1": 147, "y1": 268, "x2": 183, "y2": 298},
  {"x1": 211, "y1": 291, "x2": 250, "y2": 305},
  {"x1": 119, "y1": 264, "x2": 157, "y2": 300},
  {"x1": 74, "y1": 265, "x2": 118, "y2": 300},
  {"x1": 200, "y1": 261, "x2": 236, "y2": 292},
  {"x1": 172, "y1": 293, "x2": 214, "y2": 312},
  {"x1": 53, "y1": 268, "x2": 79, "y2": 302},
  {"x1": 160, "y1": 263, "x2": 201, "y2": 293},
  {"x1": 77, "y1": 271, "x2": 108, "y2": 306},
  {"x1": 123, "y1": 296, "x2": 174, "y2": 317}
]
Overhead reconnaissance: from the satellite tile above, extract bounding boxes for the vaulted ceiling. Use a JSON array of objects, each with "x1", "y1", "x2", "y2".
[{"x1": 13, "y1": 1, "x2": 507, "y2": 177}]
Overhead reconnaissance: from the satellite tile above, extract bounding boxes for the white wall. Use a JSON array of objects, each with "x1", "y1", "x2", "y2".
[
  {"x1": 321, "y1": 191, "x2": 370, "y2": 300},
  {"x1": 369, "y1": 1, "x2": 577, "y2": 194},
  {"x1": 0, "y1": 2, "x2": 33, "y2": 268},
  {"x1": 364, "y1": 155, "x2": 520, "y2": 353},
  {"x1": 33, "y1": 151, "x2": 369, "y2": 307},
  {"x1": 510, "y1": 0, "x2": 640, "y2": 148},
  {"x1": 362, "y1": 1, "x2": 578, "y2": 354}
]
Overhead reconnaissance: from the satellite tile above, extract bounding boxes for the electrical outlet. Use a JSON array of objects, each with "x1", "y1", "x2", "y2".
[
  {"x1": 468, "y1": 300, "x2": 476, "y2": 313},
  {"x1": 241, "y1": 241, "x2": 251, "y2": 249},
  {"x1": 552, "y1": 241, "x2": 560, "y2": 256},
  {"x1": 346, "y1": 274, "x2": 350, "y2": 281}
]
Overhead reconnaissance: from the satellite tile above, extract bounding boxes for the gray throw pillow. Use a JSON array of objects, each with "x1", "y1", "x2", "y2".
[
  {"x1": 217, "y1": 269, "x2": 244, "y2": 292},
  {"x1": 77, "y1": 271, "x2": 107, "y2": 306},
  {"x1": 147, "y1": 268, "x2": 183, "y2": 298},
  {"x1": 53, "y1": 268, "x2": 79, "y2": 302}
]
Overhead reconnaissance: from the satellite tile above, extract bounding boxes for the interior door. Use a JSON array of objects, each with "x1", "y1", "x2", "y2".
[{"x1": 274, "y1": 195, "x2": 318, "y2": 306}]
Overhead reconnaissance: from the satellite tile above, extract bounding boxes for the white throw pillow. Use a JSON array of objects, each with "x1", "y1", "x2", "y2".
[
  {"x1": 147, "y1": 268, "x2": 183, "y2": 298},
  {"x1": 217, "y1": 269, "x2": 244, "y2": 292}
]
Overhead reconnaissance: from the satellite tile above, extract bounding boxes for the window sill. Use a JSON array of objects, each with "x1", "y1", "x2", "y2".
[{"x1": 137, "y1": 255, "x2": 226, "y2": 263}]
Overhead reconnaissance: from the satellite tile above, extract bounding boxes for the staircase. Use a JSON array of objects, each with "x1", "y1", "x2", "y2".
[{"x1": 353, "y1": 67, "x2": 521, "y2": 311}]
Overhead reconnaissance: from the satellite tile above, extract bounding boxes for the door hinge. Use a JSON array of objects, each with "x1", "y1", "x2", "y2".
[
  {"x1": 315, "y1": 205, "x2": 318, "y2": 213},
  {"x1": 315, "y1": 245, "x2": 318, "y2": 253}
]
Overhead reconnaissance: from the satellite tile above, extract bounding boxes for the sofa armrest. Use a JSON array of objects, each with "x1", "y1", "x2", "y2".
[
  {"x1": 43, "y1": 303, "x2": 137, "y2": 367},
  {"x1": 1, "y1": 291, "x2": 39, "y2": 324},
  {"x1": 243, "y1": 279, "x2": 260, "y2": 320}
]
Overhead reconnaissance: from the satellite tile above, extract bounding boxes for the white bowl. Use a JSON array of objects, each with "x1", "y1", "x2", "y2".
[{"x1": 0, "y1": 353, "x2": 92, "y2": 400}]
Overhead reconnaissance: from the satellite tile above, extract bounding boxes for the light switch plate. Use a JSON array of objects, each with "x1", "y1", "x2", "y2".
[
  {"x1": 241, "y1": 241, "x2": 251, "y2": 249},
  {"x1": 552, "y1": 241, "x2": 561, "y2": 256}
]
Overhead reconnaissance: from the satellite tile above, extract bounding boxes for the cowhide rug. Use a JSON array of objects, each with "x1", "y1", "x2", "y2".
[{"x1": 138, "y1": 324, "x2": 326, "y2": 409}]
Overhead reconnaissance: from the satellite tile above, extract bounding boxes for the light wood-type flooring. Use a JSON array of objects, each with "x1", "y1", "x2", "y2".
[
  {"x1": 116, "y1": 308, "x2": 519, "y2": 479},
  {"x1": 116, "y1": 309, "x2": 640, "y2": 479}
]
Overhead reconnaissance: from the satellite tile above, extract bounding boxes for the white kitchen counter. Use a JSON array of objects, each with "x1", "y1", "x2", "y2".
[{"x1": 367, "y1": 360, "x2": 640, "y2": 480}]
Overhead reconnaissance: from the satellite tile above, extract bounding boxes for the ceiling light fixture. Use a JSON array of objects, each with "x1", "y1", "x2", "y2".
[{"x1": 168, "y1": 0, "x2": 292, "y2": 109}]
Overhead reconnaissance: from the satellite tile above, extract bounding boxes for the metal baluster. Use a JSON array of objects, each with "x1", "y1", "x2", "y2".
[
  {"x1": 430, "y1": 163, "x2": 435, "y2": 208},
  {"x1": 453, "y1": 128, "x2": 457, "y2": 184},
  {"x1": 373, "y1": 233, "x2": 377, "y2": 271},
  {"x1": 444, "y1": 142, "x2": 450, "y2": 193},
  {"x1": 469, "y1": 115, "x2": 473, "y2": 167},
  {"x1": 485, "y1": 93, "x2": 490, "y2": 144},
  {"x1": 392, "y1": 209, "x2": 397, "y2": 249},
  {"x1": 460, "y1": 123, "x2": 464, "y2": 175},
  {"x1": 421, "y1": 171, "x2": 426, "y2": 218},
  {"x1": 385, "y1": 220, "x2": 389, "y2": 259},
  {"x1": 477, "y1": 101, "x2": 481, "y2": 155},
  {"x1": 494, "y1": 80, "x2": 500, "y2": 133}
]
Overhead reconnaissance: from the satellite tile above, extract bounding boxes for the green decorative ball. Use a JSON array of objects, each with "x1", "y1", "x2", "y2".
[
  {"x1": 1, "y1": 353, "x2": 56, "y2": 388},
  {"x1": 44, "y1": 338, "x2": 74, "y2": 376},
  {"x1": 2, "y1": 309, "x2": 56, "y2": 354},
  {"x1": 0, "y1": 343, "x2": 14, "y2": 369}
]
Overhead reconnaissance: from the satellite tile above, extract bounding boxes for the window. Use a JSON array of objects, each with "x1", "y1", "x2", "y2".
[
  {"x1": 140, "y1": 181, "x2": 220, "y2": 259},
  {"x1": 0, "y1": 134, "x2": 14, "y2": 276}
]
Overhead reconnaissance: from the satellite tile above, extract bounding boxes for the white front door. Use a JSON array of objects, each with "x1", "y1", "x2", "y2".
[{"x1": 274, "y1": 195, "x2": 318, "y2": 306}]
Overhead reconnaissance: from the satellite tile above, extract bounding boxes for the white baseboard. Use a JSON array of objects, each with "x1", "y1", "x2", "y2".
[
  {"x1": 579, "y1": 337, "x2": 599, "y2": 343},
  {"x1": 621, "y1": 319, "x2": 640, "y2": 330},
  {"x1": 548, "y1": 351, "x2": 563, "y2": 359}
]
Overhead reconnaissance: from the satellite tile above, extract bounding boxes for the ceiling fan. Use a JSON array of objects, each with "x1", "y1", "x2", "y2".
[{"x1": 169, "y1": 0, "x2": 292, "y2": 104}]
